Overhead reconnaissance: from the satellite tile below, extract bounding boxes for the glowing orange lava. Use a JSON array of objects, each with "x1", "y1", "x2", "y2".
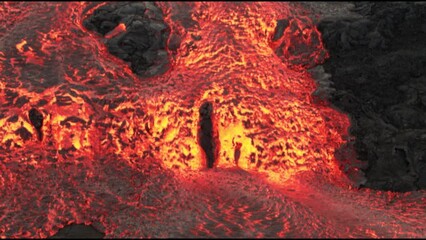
[
  {"x1": 0, "y1": 1, "x2": 351, "y2": 185},
  {"x1": 3, "y1": 2, "x2": 420, "y2": 239}
]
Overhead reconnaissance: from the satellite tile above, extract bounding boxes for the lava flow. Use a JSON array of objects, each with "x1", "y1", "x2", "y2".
[{"x1": 0, "y1": 1, "x2": 425, "y2": 238}]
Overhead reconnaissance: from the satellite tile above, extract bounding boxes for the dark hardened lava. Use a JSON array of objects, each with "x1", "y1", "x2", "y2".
[
  {"x1": 318, "y1": 2, "x2": 426, "y2": 191},
  {"x1": 83, "y1": 2, "x2": 170, "y2": 77}
]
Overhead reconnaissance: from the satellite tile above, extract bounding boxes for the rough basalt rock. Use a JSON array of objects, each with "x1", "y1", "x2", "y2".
[{"x1": 318, "y1": 2, "x2": 426, "y2": 191}]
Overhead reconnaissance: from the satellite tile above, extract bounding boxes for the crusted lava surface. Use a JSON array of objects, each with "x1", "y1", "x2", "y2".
[{"x1": 0, "y1": 1, "x2": 425, "y2": 238}]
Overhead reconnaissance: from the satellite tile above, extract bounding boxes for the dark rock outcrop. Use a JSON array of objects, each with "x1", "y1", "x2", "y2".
[
  {"x1": 318, "y1": 2, "x2": 426, "y2": 191},
  {"x1": 83, "y1": 2, "x2": 170, "y2": 77}
]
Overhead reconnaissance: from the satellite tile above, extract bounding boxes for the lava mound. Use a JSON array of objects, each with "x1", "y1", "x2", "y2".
[
  {"x1": 318, "y1": 2, "x2": 426, "y2": 191},
  {"x1": 83, "y1": 2, "x2": 170, "y2": 77}
]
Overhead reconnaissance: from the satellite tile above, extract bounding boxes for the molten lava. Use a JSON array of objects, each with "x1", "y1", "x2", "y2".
[{"x1": 0, "y1": 1, "x2": 425, "y2": 238}]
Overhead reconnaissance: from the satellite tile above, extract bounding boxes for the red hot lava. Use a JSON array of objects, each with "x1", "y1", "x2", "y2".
[{"x1": 0, "y1": 1, "x2": 425, "y2": 238}]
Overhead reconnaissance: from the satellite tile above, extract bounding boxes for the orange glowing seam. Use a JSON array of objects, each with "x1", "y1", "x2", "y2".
[
  {"x1": 15, "y1": 39, "x2": 27, "y2": 53},
  {"x1": 105, "y1": 23, "x2": 127, "y2": 39}
]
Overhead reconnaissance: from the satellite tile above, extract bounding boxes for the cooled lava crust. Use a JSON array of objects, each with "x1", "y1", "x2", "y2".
[{"x1": 318, "y1": 2, "x2": 426, "y2": 191}]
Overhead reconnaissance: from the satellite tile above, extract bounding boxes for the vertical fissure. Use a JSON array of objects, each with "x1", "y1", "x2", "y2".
[
  {"x1": 198, "y1": 101, "x2": 218, "y2": 168},
  {"x1": 29, "y1": 108, "x2": 44, "y2": 141}
]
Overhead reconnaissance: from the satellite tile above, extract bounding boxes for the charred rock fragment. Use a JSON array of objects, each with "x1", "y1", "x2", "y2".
[
  {"x1": 29, "y1": 108, "x2": 43, "y2": 141},
  {"x1": 83, "y1": 2, "x2": 170, "y2": 77},
  {"x1": 318, "y1": 2, "x2": 426, "y2": 191},
  {"x1": 198, "y1": 102, "x2": 217, "y2": 169}
]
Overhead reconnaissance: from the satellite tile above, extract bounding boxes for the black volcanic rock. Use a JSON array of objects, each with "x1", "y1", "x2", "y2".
[
  {"x1": 318, "y1": 2, "x2": 426, "y2": 191},
  {"x1": 83, "y1": 2, "x2": 170, "y2": 77}
]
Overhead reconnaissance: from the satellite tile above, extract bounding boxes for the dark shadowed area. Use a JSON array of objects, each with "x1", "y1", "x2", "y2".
[{"x1": 49, "y1": 224, "x2": 104, "y2": 239}]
